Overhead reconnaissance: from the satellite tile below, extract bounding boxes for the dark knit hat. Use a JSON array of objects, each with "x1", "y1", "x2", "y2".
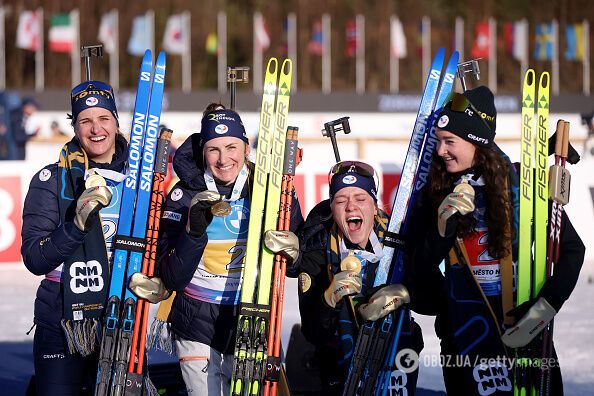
[
  {"x1": 70, "y1": 80, "x2": 118, "y2": 125},
  {"x1": 329, "y1": 167, "x2": 378, "y2": 202},
  {"x1": 436, "y1": 86, "x2": 497, "y2": 147},
  {"x1": 199, "y1": 109, "x2": 248, "y2": 146}
]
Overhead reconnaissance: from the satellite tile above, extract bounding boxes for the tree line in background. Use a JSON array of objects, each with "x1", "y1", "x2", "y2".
[{"x1": 2, "y1": 0, "x2": 594, "y2": 94}]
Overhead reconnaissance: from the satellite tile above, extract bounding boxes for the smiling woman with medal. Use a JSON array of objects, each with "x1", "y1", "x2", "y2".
[
  {"x1": 130, "y1": 103, "x2": 303, "y2": 395},
  {"x1": 21, "y1": 81, "x2": 128, "y2": 395}
]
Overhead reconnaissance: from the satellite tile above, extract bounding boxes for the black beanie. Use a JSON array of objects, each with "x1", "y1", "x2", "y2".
[{"x1": 435, "y1": 86, "x2": 497, "y2": 147}]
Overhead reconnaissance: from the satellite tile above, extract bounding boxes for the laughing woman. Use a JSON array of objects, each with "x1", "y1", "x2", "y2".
[
  {"x1": 22, "y1": 81, "x2": 127, "y2": 395},
  {"x1": 295, "y1": 161, "x2": 420, "y2": 395}
]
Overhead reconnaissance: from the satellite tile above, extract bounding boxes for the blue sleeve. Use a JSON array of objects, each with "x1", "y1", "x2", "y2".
[
  {"x1": 21, "y1": 166, "x2": 88, "y2": 276},
  {"x1": 157, "y1": 185, "x2": 208, "y2": 291}
]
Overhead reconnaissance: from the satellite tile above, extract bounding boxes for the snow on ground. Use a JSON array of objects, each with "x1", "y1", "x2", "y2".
[{"x1": 1, "y1": 260, "x2": 592, "y2": 394}]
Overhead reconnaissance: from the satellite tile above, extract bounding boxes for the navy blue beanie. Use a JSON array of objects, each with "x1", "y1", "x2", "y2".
[
  {"x1": 329, "y1": 170, "x2": 378, "y2": 202},
  {"x1": 199, "y1": 109, "x2": 248, "y2": 146},
  {"x1": 70, "y1": 80, "x2": 118, "y2": 125}
]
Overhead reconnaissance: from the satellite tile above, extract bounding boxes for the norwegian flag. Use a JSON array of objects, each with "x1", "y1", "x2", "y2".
[{"x1": 16, "y1": 10, "x2": 41, "y2": 52}]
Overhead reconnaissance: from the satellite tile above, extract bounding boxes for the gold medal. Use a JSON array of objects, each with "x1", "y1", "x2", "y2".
[
  {"x1": 211, "y1": 201, "x2": 232, "y2": 217},
  {"x1": 85, "y1": 174, "x2": 107, "y2": 188},
  {"x1": 340, "y1": 251, "x2": 362, "y2": 272},
  {"x1": 298, "y1": 272, "x2": 312, "y2": 294}
]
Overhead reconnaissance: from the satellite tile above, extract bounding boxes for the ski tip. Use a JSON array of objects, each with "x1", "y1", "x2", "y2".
[
  {"x1": 524, "y1": 69, "x2": 535, "y2": 86},
  {"x1": 281, "y1": 58, "x2": 292, "y2": 76},
  {"x1": 429, "y1": 48, "x2": 445, "y2": 70},
  {"x1": 266, "y1": 58, "x2": 279, "y2": 74},
  {"x1": 448, "y1": 51, "x2": 460, "y2": 64},
  {"x1": 539, "y1": 71, "x2": 550, "y2": 90},
  {"x1": 142, "y1": 49, "x2": 152, "y2": 63}
]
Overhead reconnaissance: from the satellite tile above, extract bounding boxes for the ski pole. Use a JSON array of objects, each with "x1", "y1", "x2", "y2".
[
  {"x1": 227, "y1": 66, "x2": 250, "y2": 110},
  {"x1": 126, "y1": 128, "x2": 173, "y2": 392},
  {"x1": 264, "y1": 126, "x2": 302, "y2": 396},
  {"x1": 322, "y1": 117, "x2": 351, "y2": 162},
  {"x1": 80, "y1": 44, "x2": 104, "y2": 81}
]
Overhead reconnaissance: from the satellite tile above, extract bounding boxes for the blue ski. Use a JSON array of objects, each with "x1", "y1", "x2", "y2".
[
  {"x1": 95, "y1": 50, "x2": 167, "y2": 396},
  {"x1": 375, "y1": 51, "x2": 459, "y2": 396},
  {"x1": 96, "y1": 50, "x2": 153, "y2": 396},
  {"x1": 342, "y1": 48, "x2": 445, "y2": 396},
  {"x1": 111, "y1": 51, "x2": 167, "y2": 396}
]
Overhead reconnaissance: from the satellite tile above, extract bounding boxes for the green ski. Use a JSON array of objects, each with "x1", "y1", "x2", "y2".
[
  {"x1": 231, "y1": 58, "x2": 293, "y2": 396},
  {"x1": 515, "y1": 69, "x2": 551, "y2": 396}
]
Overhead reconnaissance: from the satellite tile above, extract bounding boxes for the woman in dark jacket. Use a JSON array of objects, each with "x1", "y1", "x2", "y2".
[
  {"x1": 296, "y1": 161, "x2": 416, "y2": 395},
  {"x1": 21, "y1": 81, "x2": 127, "y2": 395},
  {"x1": 148, "y1": 104, "x2": 303, "y2": 395},
  {"x1": 408, "y1": 86, "x2": 585, "y2": 395}
]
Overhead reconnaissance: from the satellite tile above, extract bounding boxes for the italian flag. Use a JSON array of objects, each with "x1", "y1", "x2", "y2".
[{"x1": 49, "y1": 13, "x2": 76, "y2": 53}]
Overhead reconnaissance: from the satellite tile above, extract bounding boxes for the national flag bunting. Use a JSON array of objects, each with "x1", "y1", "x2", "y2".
[
  {"x1": 534, "y1": 23, "x2": 554, "y2": 61},
  {"x1": 98, "y1": 12, "x2": 117, "y2": 54},
  {"x1": 308, "y1": 20, "x2": 323, "y2": 55},
  {"x1": 16, "y1": 10, "x2": 41, "y2": 52},
  {"x1": 471, "y1": 21, "x2": 490, "y2": 59},
  {"x1": 163, "y1": 14, "x2": 186, "y2": 55},
  {"x1": 49, "y1": 13, "x2": 76, "y2": 53}
]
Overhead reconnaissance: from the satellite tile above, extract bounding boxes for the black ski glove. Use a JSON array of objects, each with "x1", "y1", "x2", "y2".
[{"x1": 186, "y1": 191, "x2": 221, "y2": 237}]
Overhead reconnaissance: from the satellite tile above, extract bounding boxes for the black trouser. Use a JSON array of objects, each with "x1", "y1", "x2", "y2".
[{"x1": 33, "y1": 325, "x2": 98, "y2": 396}]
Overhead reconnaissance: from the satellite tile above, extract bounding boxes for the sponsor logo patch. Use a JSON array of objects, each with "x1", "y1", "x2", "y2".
[
  {"x1": 215, "y1": 124, "x2": 229, "y2": 134},
  {"x1": 342, "y1": 175, "x2": 357, "y2": 184},
  {"x1": 163, "y1": 211, "x2": 182, "y2": 222},
  {"x1": 171, "y1": 188, "x2": 183, "y2": 201},
  {"x1": 85, "y1": 97, "x2": 99, "y2": 106},
  {"x1": 437, "y1": 115, "x2": 449, "y2": 128},
  {"x1": 39, "y1": 168, "x2": 51, "y2": 182}
]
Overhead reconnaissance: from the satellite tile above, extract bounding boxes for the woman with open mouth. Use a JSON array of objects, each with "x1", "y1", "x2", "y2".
[
  {"x1": 407, "y1": 86, "x2": 585, "y2": 395},
  {"x1": 294, "y1": 161, "x2": 418, "y2": 395}
]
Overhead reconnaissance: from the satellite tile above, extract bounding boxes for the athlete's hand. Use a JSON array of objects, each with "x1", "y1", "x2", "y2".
[
  {"x1": 186, "y1": 191, "x2": 221, "y2": 237},
  {"x1": 502, "y1": 297, "x2": 557, "y2": 348},
  {"x1": 129, "y1": 273, "x2": 171, "y2": 304},
  {"x1": 74, "y1": 184, "x2": 112, "y2": 232},
  {"x1": 438, "y1": 181, "x2": 475, "y2": 237},
  {"x1": 263, "y1": 230, "x2": 299, "y2": 263},
  {"x1": 323, "y1": 271, "x2": 362, "y2": 309},
  {"x1": 358, "y1": 284, "x2": 410, "y2": 321}
]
